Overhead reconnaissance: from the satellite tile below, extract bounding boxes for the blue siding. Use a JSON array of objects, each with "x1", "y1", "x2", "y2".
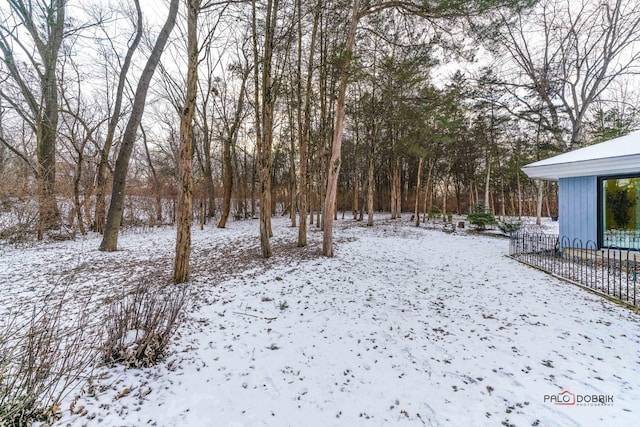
[{"x1": 559, "y1": 176, "x2": 598, "y2": 246}]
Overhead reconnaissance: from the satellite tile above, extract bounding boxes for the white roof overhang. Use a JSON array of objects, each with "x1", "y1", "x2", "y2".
[{"x1": 521, "y1": 131, "x2": 640, "y2": 181}]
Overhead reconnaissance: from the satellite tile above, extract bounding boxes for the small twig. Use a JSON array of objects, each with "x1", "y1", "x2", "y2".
[
  {"x1": 232, "y1": 311, "x2": 260, "y2": 318},
  {"x1": 232, "y1": 311, "x2": 278, "y2": 321}
]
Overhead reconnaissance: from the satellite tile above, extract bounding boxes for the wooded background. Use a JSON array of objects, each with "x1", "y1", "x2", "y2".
[{"x1": 1, "y1": 0, "x2": 639, "y2": 278}]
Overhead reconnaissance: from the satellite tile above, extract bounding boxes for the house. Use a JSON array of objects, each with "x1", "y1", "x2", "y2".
[{"x1": 522, "y1": 132, "x2": 640, "y2": 250}]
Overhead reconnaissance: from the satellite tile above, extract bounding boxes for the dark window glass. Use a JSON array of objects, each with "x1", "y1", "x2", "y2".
[{"x1": 602, "y1": 177, "x2": 640, "y2": 249}]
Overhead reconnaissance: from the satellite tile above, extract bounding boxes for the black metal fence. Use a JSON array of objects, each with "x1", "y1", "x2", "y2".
[
  {"x1": 603, "y1": 229, "x2": 640, "y2": 250},
  {"x1": 509, "y1": 232, "x2": 639, "y2": 308}
]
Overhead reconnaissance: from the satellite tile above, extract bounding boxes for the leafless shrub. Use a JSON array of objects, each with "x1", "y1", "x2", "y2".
[
  {"x1": 101, "y1": 282, "x2": 189, "y2": 369},
  {"x1": 45, "y1": 223, "x2": 77, "y2": 242},
  {"x1": 0, "y1": 292, "x2": 98, "y2": 426},
  {"x1": 0, "y1": 199, "x2": 79, "y2": 246},
  {"x1": 0, "y1": 200, "x2": 38, "y2": 248}
]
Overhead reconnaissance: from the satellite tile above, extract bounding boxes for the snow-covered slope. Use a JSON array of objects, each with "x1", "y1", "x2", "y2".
[{"x1": 1, "y1": 216, "x2": 638, "y2": 426}]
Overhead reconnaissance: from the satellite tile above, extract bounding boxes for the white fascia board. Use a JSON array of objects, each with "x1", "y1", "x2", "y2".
[
  {"x1": 521, "y1": 154, "x2": 640, "y2": 180},
  {"x1": 526, "y1": 131, "x2": 640, "y2": 169}
]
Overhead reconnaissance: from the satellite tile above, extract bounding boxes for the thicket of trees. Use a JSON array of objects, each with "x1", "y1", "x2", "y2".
[{"x1": 1, "y1": 0, "x2": 639, "y2": 281}]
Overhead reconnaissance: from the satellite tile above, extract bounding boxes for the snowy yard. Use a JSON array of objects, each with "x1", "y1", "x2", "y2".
[{"x1": 1, "y1": 215, "x2": 639, "y2": 426}]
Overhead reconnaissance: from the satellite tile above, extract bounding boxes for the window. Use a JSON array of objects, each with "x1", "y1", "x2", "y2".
[{"x1": 601, "y1": 176, "x2": 640, "y2": 249}]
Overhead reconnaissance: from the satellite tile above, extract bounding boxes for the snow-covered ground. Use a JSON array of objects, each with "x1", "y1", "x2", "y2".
[{"x1": 1, "y1": 215, "x2": 638, "y2": 426}]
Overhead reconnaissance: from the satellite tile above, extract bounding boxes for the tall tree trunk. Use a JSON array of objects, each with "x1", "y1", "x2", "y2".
[
  {"x1": 366, "y1": 139, "x2": 375, "y2": 227},
  {"x1": 95, "y1": 0, "x2": 143, "y2": 234},
  {"x1": 395, "y1": 157, "x2": 402, "y2": 218},
  {"x1": 316, "y1": 184, "x2": 321, "y2": 228},
  {"x1": 218, "y1": 65, "x2": 249, "y2": 228},
  {"x1": 83, "y1": 183, "x2": 93, "y2": 230},
  {"x1": 142, "y1": 126, "x2": 162, "y2": 224},
  {"x1": 72, "y1": 150, "x2": 86, "y2": 235},
  {"x1": 545, "y1": 185, "x2": 552, "y2": 218},
  {"x1": 473, "y1": 182, "x2": 479, "y2": 211},
  {"x1": 414, "y1": 157, "x2": 423, "y2": 226},
  {"x1": 390, "y1": 157, "x2": 397, "y2": 219},
  {"x1": 291, "y1": 0, "x2": 304, "y2": 229},
  {"x1": 318, "y1": 144, "x2": 326, "y2": 230},
  {"x1": 33, "y1": 4, "x2": 67, "y2": 237},
  {"x1": 422, "y1": 185, "x2": 429, "y2": 224},
  {"x1": 32, "y1": 0, "x2": 65, "y2": 238},
  {"x1": 309, "y1": 189, "x2": 314, "y2": 225},
  {"x1": 297, "y1": 2, "x2": 320, "y2": 246},
  {"x1": 204, "y1": 147, "x2": 216, "y2": 219},
  {"x1": 174, "y1": 0, "x2": 199, "y2": 283},
  {"x1": 37, "y1": 92, "x2": 61, "y2": 238},
  {"x1": 322, "y1": 0, "x2": 359, "y2": 256},
  {"x1": 218, "y1": 135, "x2": 233, "y2": 228},
  {"x1": 353, "y1": 141, "x2": 359, "y2": 220},
  {"x1": 536, "y1": 179, "x2": 544, "y2": 226},
  {"x1": 100, "y1": 0, "x2": 179, "y2": 251},
  {"x1": 317, "y1": 21, "x2": 329, "y2": 233},
  {"x1": 509, "y1": 188, "x2": 515, "y2": 217},
  {"x1": 199, "y1": 200, "x2": 205, "y2": 230},
  {"x1": 196, "y1": 104, "x2": 216, "y2": 220},
  {"x1": 516, "y1": 163, "x2": 522, "y2": 219},
  {"x1": 251, "y1": 144, "x2": 256, "y2": 218},
  {"x1": 253, "y1": 0, "x2": 279, "y2": 258},
  {"x1": 500, "y1": 172, "x2": 506, "y2": 217},
  {"x1": 288, "y1": 96, "x2": 297, "y2": 227},
  {"x1": 0, "y1": 105, "x2": 4, "y2": 176},
  {"x1": 442, "y1": 163, "x2": 451, "y2": 217},
  {"x1": 0, "y1": 1, "x2": 72, "y2": 237},
  {"x1": 484, "y1": 152, "x2": 491, "y2": 211},
  {"x1": 242, "y1": 147, "x2": 248, "y2": 217}
]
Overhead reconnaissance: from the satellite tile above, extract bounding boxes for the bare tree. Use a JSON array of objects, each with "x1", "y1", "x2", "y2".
[
  {"x1": 58, "y1": 54, "x2": 104, "y2": 235},
  {"x1": 489, "y1": 0, "x2": 640, "y2": 150},
  {"x1": 100, "y1": 0, "x2": 180, "y2": 252},
  {"x1": 141, "y1": 125, "x2": 163, "y2": 224},
  {"x1": 0, "y1": 0, "x2": 66, "y2": 238},
  {"x1": 0, "y1": 102, "x2": 6, "y2": 179},
  {"x1": 174, "y1": 0, "x2": 201, "y2": 283},
  {"x1": 158, "y1": 3, "x2": 227, "y2": 226},
  {"x1": 556, "y1": 0, "x2": 640, "y2": 148},
  {"x1": 252, "y1": 0, "x2": 279, "y2": 258},
  {"x1": 322, "y1": 0, "x2": 360, "y2": 257},
  {"x1": 297, "y1": 0, "x2": 321, "y2": 247},
  {"x1": 94, "y1": 0, "x2": 144, "y2": 234},
  {"x1": 217, "y1": 47, "x2": 251, "y2": 229}
]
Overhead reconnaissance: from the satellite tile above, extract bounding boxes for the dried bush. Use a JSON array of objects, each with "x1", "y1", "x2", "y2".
[
  {"x1": 0, "y1": 200, "x2": 38, "y2": 248},
  {"x1": 0, "y1": 199, "x2": 78, "y2": 246},
  {"x1": 0, "y1": 294, "x2": 98, "y2": 426},
  {"x1": 102, "y1": 282, "x2": 189, "y2": 368}
]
